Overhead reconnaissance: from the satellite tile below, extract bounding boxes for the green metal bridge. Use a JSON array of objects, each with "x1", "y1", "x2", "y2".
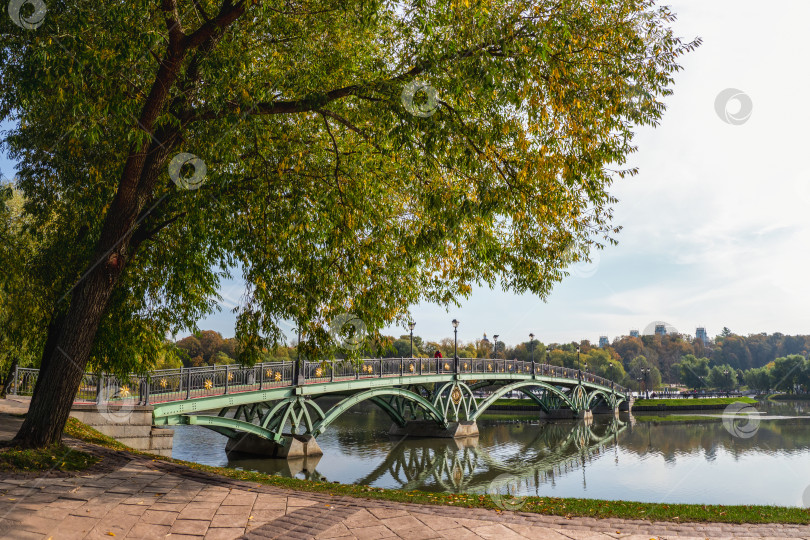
[{"x1": 14, "y1": 358, "x2": 630, "y2": 453}]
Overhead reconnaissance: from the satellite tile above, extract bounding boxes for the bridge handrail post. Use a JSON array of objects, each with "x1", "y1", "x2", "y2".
[
  {"x1": 330, "y1": 360, "x2": 335, "y2": 382},
  {"x1": 186, "y1": 369, "x2": 191, "y2": 399},
  {"x1": 142, "y1": 374, "x2": 150, "y2": 406},
  {"x1": 378, "y1": 358, "x2": 382, "y2": 378},
  {"x1": 419, "y1": 357, "x2": 422, "y2": 376},
  {"x1": 355, "y1": 361, "x2": 359, "y2": 380},
  {"x1": 224, "y1": 365, "x2": 229, "y2": 395},
  {"x1": 400, "y1": 357, "x2": 403, "y2": 377},
  {"x1": 96, "y1": 372, "x2": 104, "y2": 404},
  {"x1": 259, "y1": 364, "x2": 264, "y2": 390},
  {"x1": 12, "y1": 363, "x2": 18, "y2": 395}
]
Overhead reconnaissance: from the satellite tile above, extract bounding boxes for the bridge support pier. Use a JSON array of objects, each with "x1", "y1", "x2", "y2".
[
  {"x1": 388, "y1": 420, "x2": 479, "y2": 439},
  {"x1": 225, "y1": 433, "x2": 323, "y2": 458},
  {"x1": 592, "y1": 406, "x2": 620, "y2": 415},
  {"x1": 574, "y1": 410, "x2": 593, "y2": 420}
]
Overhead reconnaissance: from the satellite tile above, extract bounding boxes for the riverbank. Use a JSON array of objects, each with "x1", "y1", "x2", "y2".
[
  {"x1": 4, "y1": 409, "x2": 810, "y2": 530},
  {"x1": 2, "y1": 421, "x2": 810, "y2": 538},
  {"x1": 632, "y1": 396, "x2": 758, "y2": 411}
]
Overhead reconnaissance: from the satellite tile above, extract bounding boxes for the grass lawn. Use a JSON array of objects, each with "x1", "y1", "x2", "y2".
[
  {"x1": 0, "y1": 442, "x2": 99, "y2": 472},
  {"x1": 634, "y1": 397, "x2": 757, "y2": 408},
  {"x1": 634, "y1": 414, "x2": 724, "y2": 423},
  {"x1": 33, "y1": 417, "x2": 808, "y2": 523},
  {"x1": 490, "y1": 398, "x2": 538, "y2": 407}
]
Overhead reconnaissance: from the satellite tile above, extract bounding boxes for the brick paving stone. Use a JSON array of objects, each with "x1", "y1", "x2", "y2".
[
  {"x1": 179, "y1": 505, "x2": 220, "y2": 521},
  {"x1": 315, "y1": 522, "x2": 355, "y2": 539},
  {"x1": 470, "y1": 523, "x2": 531, "y2": 539},
  {"x1": 349, "y1": 524, "x2": 398, "y2": 539},
  {"x1": 369, "y1": 507, "x2": 413, "y2": 519},
  {"x1": 216, "y1": 504, "x2": 253, "y2": 515},
  {"x1": 127, "y1": 521, "x2": 172, "y2": 538},
  {"x1": 414, "y1": 512, "x2": 468, "y2": 531},
  {"x1": 437, "y1": 527, "x2": 486, "y2": 539},
  {"x1": 506, "y1": 523, "x2": 572, "y2": 539},
  {"x1": 248, "y1": 508, "x2": 285, "y2": 521},
  {"x1": 57, "y1": 514, "x2": 101, "y2": 540},
  {"x1": 380, "y1": 514, "x2": 431, "y2": 532},
  {"x1": 286, "y1": 496, "x2": 318, "y2": 508},
  {"x1": 204, "y1": 527, "x2": 245, "y2": 539},
  {"x1": 171, "y1": 518, "x2": 211, "y2": 535},
  {"x1": 2, "y1": 530, "x2": 42, "y2": 540},
  {"x1": 210, "y1": 512, "x2": 250, "y2": 528},
  {"x1": 140, "y1": 508, "x2": 179, "y2": 525}
]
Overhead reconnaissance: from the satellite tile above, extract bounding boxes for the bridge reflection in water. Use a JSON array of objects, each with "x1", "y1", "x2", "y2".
[{"x1": 224, "y1": 415, "x2": 629, "y2": 495}]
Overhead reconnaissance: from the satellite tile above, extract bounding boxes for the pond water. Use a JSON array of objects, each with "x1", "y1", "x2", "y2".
[{"x1": 170, "y1": 399, "x2": 810, "y2": 506}]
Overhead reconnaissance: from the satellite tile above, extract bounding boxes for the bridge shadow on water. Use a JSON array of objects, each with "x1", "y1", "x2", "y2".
[{"x1": 224, "y1": 413, "x2": 630, "y2": 494}]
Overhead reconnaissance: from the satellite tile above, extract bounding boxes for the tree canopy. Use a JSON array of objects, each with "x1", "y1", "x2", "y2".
[{"x1": 1, "y1": 0, "x2": 698, "y2": 367}]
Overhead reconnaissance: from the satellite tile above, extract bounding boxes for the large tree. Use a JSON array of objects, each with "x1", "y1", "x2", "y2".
[{"x1": 1, "y1": 0, "x2": 698, "y2": 446}]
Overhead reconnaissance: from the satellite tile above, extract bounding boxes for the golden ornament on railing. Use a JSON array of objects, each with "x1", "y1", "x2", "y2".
[
  {"x1": 119, "y1": 385, "x2": 130, "y2": 397},
  {"x1": 463, "y1": 363, "x2": 468, "y2": 369},
  {"x1": 274, "y1": 372, "x2": 282, "y2": 382},
  {"x1": 204, "y1": 379, "x2": 213, "y2": 390},
  {"x1": 266, "y1": 369, "x2": 272, "y2": 377},
  {"x1": 315, "y1": 367, "x2": 323, "y2": 377},
  {"x1": 444, "y1": 363, "x2": 450, "y2": 370},
  {"x1": 227, "y1": 372, "x2": 233, "y2": 381},
  {"x1": 409, "y1": 364, "x2": 414, "y2": 372},
  {"x1": 159, "y1": 378, "x2": 168, "y2": 388},
  {"x1": 488, "y1": 364, "x2": 493, "y2": 371}
]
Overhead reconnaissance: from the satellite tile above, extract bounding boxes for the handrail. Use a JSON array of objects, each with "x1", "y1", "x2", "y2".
[{"x1": 10, "y1": 358, "x2": 629, "y2": 405}]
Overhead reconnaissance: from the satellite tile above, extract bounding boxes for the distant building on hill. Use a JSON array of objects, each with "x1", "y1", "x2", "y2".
[
  {"x1": 598, "y1": 335, "x2": 609, "y2": 348},
  {"x1": 696, "y1": 327, "x2": 709, "y2": 344},
  {"x1": 654, "y1": 324, "x2": 667, "y2": 336},
  {"x1": 629, "y1": 329, "x2": 640, "y2": 338}
]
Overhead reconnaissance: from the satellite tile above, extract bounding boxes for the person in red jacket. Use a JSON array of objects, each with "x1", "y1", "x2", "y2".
[{"x1": 433, "y1": 350, "x2": 443, "y2": 358}]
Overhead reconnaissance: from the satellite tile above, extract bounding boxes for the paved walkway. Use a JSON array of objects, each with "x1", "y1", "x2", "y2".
[{"x1": 2, "y1": 404, "x2": 810, "y2": 539}]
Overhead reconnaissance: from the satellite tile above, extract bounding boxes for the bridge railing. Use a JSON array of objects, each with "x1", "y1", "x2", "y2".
[
  {"x1": 300, "y1": 358, "x2": 627, "y2": 394},
  {"x1": 11, "y1": 358, "x2": 627, "y2": 405}
]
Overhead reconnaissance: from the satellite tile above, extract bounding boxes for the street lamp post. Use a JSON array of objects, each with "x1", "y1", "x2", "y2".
[
  {"x1": 493, "y1": 334, "x2": 499, "y2": 360},
  {"x1": 529, "y1": 333, "x2": 535, "y2": 368},
  {"x1": 408, "y1": 321, "x2": 416, "y2": 358},
  {"x1": 641, "y1": 367, "x2": 650, "y2": 399},
  {"x1": 452, "y1": 319, "x2": 459, "y2": 373},
  {"x1": 577, "y1": 346, "x2": 582, "y2": 382}
]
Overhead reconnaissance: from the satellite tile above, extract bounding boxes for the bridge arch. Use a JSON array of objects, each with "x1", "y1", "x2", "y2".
[
  {"x1": 312, "y1": 387, "x2": 447, "y2": 437},
  {"x1": 469, "y1": 380, "x2": 578, "y2": 420}
]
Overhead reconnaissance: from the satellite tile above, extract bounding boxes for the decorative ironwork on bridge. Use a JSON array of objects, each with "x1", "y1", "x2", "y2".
[{"x1": 11, "y1": 358, "x2": 630, "y2": 452}]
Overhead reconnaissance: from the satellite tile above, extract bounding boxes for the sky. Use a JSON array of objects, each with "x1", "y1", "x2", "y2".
[{"x1": 3, "y1": 0, "x2": 809, "y2": 348}]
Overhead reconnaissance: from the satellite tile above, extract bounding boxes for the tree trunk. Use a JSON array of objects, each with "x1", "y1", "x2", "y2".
[
  {"x1": 0, "y1": 356, "x2": 18, "y2": 397},
  {"x1": 12, "y1": 256, "x2": 124, "y2": 446},
  {"x1": 11, "y1": 4, "x2": 248, "y2": 447}
]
